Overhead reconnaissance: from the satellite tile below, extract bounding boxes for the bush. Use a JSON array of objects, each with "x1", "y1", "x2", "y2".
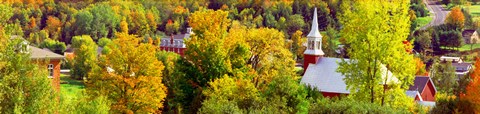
[
  {"x1": 308, "y1": 98, "x2": 409, "y2": 114},
  {"x1": 39, "y1": 38, "x2": 67, "y2": 54}
]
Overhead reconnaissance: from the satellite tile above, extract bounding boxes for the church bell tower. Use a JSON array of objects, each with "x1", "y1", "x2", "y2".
[{"x1": 303, "y1": 8, "x2": 325, "y2": 71}]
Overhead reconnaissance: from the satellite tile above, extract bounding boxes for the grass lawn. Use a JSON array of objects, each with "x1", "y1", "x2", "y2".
[
  {"x1": 60, "y1": 74, "x2": 85, "y2": 100},
  {"x1": 415, "y1": 16, "x2": 433, "y2": 30},
  {"x1": 466, "y1": 4, "x2": 480, "y2": 17},
  {"x1": 459, "y1": 43, "x2": 480, "y2": 51}
]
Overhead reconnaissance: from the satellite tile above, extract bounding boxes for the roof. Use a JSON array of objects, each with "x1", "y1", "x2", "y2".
[
  {"x1": 462, "y1": 30, "x2": 477, "y2": 38},
  {"x1": 301, "y1": 57, "x2": 398, "y2": 94},
  {"x1": 451, "y1": 63, "x2": 472, "y2": 68},
  {"x1": 307, "y1": 7, "x2": 322, "y2": 38},
  {"x1": 30, "y1": 46, "x2": 65, "y2": 60},
  {"x1": 408, "y1": 76, "x2": 437, "y2": 94},
  {"x1": 406, "y1": 90, "x2": 423, "y2": 101}
]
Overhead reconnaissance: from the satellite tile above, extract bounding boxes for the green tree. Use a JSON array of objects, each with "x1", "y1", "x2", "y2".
[
  {"x1": 337, "y1": 0, "x2": 416, "y2": 109},
  {"x1": 73, "y1": 10, "x2": 93, "y2": 37},
  {"x1": 0, "y1": 35, "x2": 56, "y2": 113},
  {"x1": 97, "y1": 37, "x2": 112, "y2": 47},
  {"x1": 286, "y1": 14, "x2": 305, "y2": 35},
  {"x1": 87, "y1": 33, "x2": 167, "y2": 113},
  {"x1": 89, "y1": 3, "x2": 120, "y2": 40},
  {"x1": 431, "y1": 61, "x2": 458, "y2": 94},
  {"x1": 39, "y1": 38, "x2": 66, "y2": 54},
  {"x1": 71, "y1": 35, "x2": 97, "y2": 80}
]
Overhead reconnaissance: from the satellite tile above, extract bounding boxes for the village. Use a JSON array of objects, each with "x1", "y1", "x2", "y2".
[{"x1": 0, "y1": 0, "x2": 480, "y2": 113}]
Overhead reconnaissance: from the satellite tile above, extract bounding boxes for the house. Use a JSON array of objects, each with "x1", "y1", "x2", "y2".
[
  {"x1": 159, "y1": 28, "x2": 193, "y2": 56},
  {"x1": 300, "y1": 8, "x2": 399, "y2": 97},
  {"x1": 451, "y1": 63, "x2": 472, "y2": 79},
  {"x1": 30, "y1": 45, "x2": 65, "y2": 91},
  {"x1": 440, "y1": 56, "x2": 463, "y2": 63},
  {"x1": 408, "y1": 76, "x2": 437, "y2": 102},
  {"x1": 462, "y1": 30, "x2": 479, "y2": 44}
]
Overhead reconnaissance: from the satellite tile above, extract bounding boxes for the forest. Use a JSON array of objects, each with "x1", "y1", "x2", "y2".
[{"x1": 0, "y1": 0, "x2": 480, "y2": 113}]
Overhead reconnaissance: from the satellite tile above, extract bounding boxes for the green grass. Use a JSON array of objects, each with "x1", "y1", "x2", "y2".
[
  {"x1": 466, "y1": 4, "x2": 480, "y2": 17},
  {"x1": 459, "y1": 43, "x2": 480, "y2": 51},
  {"x1": 415, "y1": 16, "x2": 433, "y2": 30},
  {"x1": 60, "y1": 74, "x2": 85, "y2": 100}
]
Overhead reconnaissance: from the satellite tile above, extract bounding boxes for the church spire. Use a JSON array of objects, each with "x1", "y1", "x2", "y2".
[
  {"x1": 307, "y1": 8, "x2": 322, "y2": 38},
  {"x1": 302, "y1": 7, "x2": 324, "y2": 72}
]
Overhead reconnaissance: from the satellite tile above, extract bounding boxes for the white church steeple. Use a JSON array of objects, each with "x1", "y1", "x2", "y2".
[{"x1": 304, "y1": 7, "x2": 324, "y2": 56}]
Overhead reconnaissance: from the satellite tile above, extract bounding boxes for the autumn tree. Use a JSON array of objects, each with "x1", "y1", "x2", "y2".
[
  {"x1": 87, "y1": 33, "x2": 167, "y2": 113},
  {"x1": 290, "y1": 30, "x2": 306, "y2": 60},
  {"x1": 337, "y1": 0, "x2": 416, "y2": 109},
  {"x1": 445, "y1": 7, "x2": 465, "y2": 29},
  {"x1": 71, "y1": 35, "x2": 97, "y2": 80},
  {"x1": 459, "y1": 57, "x2": 480, "y2": 113},
  {"x1": 44, "y1": 16, "x2": 62, "y2": 40}
]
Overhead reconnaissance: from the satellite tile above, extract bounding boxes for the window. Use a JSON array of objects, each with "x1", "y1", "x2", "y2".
[
  {"x1": 317, "y1": 41, "x2": 321, "y2": 49},
  {"x1": 48, "y1": 64, "x2": 54, "y2": 78}
]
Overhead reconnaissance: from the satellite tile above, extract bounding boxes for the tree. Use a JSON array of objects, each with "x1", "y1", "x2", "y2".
[
  {"x1": 432, "y1": 61, "x2": 458, "y2": 94},
  {"x1": 73, "y1": 10, "x2": 93, "y2": 37},
  {"x1": 97, "y1": 37, "x2": 112, "y2": 47},
  {"x1": 460, "y1": 57, "x2": 480, "y2": 112},
  {"x1": 71, "y1": 35, "x2": 97, "y2": 80},
  {"x1": 89, "y1": 3, "x2": 120, "y2": 40},
  {"x1": 445, "y1": 7, "x2": 465, "y2": 29},
  {"x1": 120, "y1": 17, "x2": 128, "y2": 33},
  {"x1": 286, "y1": 14, "x2": 305, "y2": 35},
  {"x1": 0, "y1": 4, "x2": 13, "y2": 26},
  {"x1": 337, "y1": 0, "x2": 416, "y2": 109},
  {"x1": 290, "y1": 30, "x2": 306, "y2": 60},
  {"x1": 39, "y1": 38, "x2": 66, "y2": 54},
  {"x1": 413, "y1": 30, "x2": 432, "y2": 54},
  {"x1": 414, "y1": 57, "x2": 427, "y2": 75},
  {"x1": 87, "y1": 33, "x2": 167, "y2": 113},
  {"x1": 0, "y1": 34, "x2": 56, "y2": 113},
  {"x1": 44, "y1": 16, "x2": 62, "y2": 40},
  {"x1": 322, "y1": 25, "x2": 340, "y2": 57}
]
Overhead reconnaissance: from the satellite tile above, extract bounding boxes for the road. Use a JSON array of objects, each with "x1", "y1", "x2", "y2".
[{"x1": 421, "y1": 0, "x2": 450, "y2": 29}]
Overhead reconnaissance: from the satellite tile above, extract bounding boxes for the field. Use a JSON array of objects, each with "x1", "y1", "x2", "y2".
[
  {"x1": 467, "y1": 4, "x2": 480, "y2": 17},
  {"x1": 459, "y1": 43, "x2": 480, "y2": 51},
  {"x1": 415, "y1": 16, "x2": 433, "y2": 30},
  {"x1": 60, "y1": 74, "x2": 85, "y2": 100}
]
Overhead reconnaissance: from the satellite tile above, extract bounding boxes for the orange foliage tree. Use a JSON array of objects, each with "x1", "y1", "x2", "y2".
[
  {"x1": 445, "y1": 7, "x2": 465, "y2": 29},
  {"x1": 87, "y1": 33, "x2": 167, "y2": 113},
  {"x1": 460, "y1": 57, "x2": 480, "y2": 113},
  {"x1": 44, "y1": 16, "x2": 62, "y2": 40}
]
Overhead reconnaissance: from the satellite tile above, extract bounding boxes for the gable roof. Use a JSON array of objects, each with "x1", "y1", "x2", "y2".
[
  {"x1": 462, "y1": 30, "x2": 477, "y2": 38},
  {"x1": 301, "y1": 57, "x2": 399, "y2": 94},
  {"x1": 406, "y1": 90, "x2": 423, "y2": 101},
  {"x1": 30, "y1": 46, "x2": 64, "y2": 60},
  {"x1": 408, "y1": 76, "x2": 436, "y2": 94},
  {"x1": 451, "y1": 63, "x2": 472, "y2": 69}
]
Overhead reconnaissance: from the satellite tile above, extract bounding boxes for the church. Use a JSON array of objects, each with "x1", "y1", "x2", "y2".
[{"x1": 300, "y1": 8, "x2": 427, "y2": 99}]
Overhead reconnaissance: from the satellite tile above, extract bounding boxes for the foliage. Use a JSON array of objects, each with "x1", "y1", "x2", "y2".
[
  {"x1": 71, "y1": 35, "x2": 97, "y2": 80},
  {"x1": 97, "y1": 37, "x2": 112, "y2": 47},
  {"x1": 338, "y1": 0, "x2": 416, "y2": 109},
  {"x1": 0, "y1": 36, "x2": 57, "y2": 113},
  {"x1": 431, "y1": 61, "x2": 458, "y2": 94},
  {"x1": 322, "y1": 25, "x2": 340, "y2": 57},
  {"x1": 290, "y1": 30, "x2": 306, "y2": 60},
  {"x1": 39, "y1": 38, "x2": 67, "y2": 54},
  {"x1": 309, "y1": 98, "x2": 409, "y2": 113},
  {"x1": 87, "y1": 33, "x2": 167, "y2": 113},
  {"x1": 413, "y1": 30, "x2": 432, "y2": 54},
  {"x1": 414, "y1": 57, "x2": 427, "y2": 75},
  {"x1": 445, "y1": 7, "x2": 466, "y2": 29},
  {"x1": 460, "y1": 57, "x2": 480, "y2": 112}
]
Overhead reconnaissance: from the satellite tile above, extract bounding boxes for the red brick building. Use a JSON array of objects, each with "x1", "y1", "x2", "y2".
[
  {"x1": 159, "y1": 28, "x2": 193, "y2": 56},
  {"x1": 30, "y1": 46, "x2": 64, "y2": 92}
]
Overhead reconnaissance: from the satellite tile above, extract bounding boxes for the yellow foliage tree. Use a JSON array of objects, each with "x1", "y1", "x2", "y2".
[{"x1": 87, "y1": 33, "x2": 167, "y2": 113}]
